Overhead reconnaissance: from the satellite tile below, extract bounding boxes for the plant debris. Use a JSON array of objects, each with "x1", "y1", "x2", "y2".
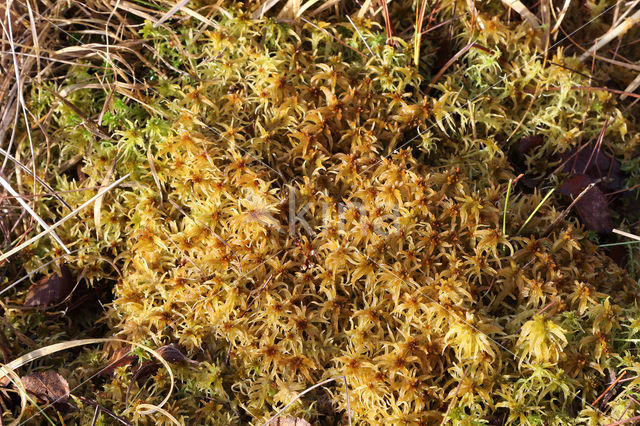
[
  {"x1": 20, "y1": 370, "x2": 70, "y2": 405},
  {"x1": 24, "y1": 265, "x2": 74, "y2": 307},
  {"x1": 560, "y1": 174, "x2": 613, "y2": 233}
]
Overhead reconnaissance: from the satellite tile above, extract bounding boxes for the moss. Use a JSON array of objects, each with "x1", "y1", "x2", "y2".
[{"x1": 5, "y1": 1, "x2": 640, "y2": 424}]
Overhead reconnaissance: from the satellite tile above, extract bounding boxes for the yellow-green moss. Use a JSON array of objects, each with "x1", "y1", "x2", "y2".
[{"x1": 5, "y1": 3, "x2": 640, "y2": 424}]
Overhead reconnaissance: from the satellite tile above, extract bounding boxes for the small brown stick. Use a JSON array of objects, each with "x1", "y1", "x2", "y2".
[
  {"x1": 549, "y1": 61, "x2": 602, "y2": 84},
  {"x1": 237, "y1": 273, "x2": 274, "y2": 319},
  {"x1": 413, "y1": 0, "x2": 430, "y2": 65},
  {"x1": 448, "y1": 0, "x2": 457, "y2": 44},
  {"x1": 427, "y1": 43, "x2": 492, "y2": 92},
  {"x1": 528, "y1": 86, "x2": 640, "y2": 100},
  {"x1": 421, "y1": 0, "x2": 443, "y2": 37},
  {"x1": 542, "y1": 179, "x2": 601, "y2": 238},
  {"x1": 536, "y1": 301, "x2": 556, "y2": 315},
  {"x1": 606, "y1": 183, "x2": 640, "y2": 197},
  {"x1": 0, "y1": 147, "x2": 73, "y2": 211},
  {"x1": 78, "y1": 396, "x2": 132, "y2": 425},
  {"x1": 592, "y1": 371, "x2": 627, "y2": 408},
  {"x1": 506, "y1": 85, "x2": 539, "y2": 142},
  {"x1": 441, "y1": 364, "x2": 471, "y2": 425},
  {"x1": 618, "y1": 400, "x2": 633, "y2": 422},
  {"x1": 582, "y1": 118, "x2": 609, "y2": 175},
  {"x1": 379, "y1": 0, "x2": 394, "y2": 45},
  {"x1": 299, "y1": 17, "x2": 367, "y2": 59},
  {"x1": 606, "y1": 414, "x2": 640, "y2": 426},
  {"x1": 44, "y1": 88, "x2": 112, "y2": 140}
]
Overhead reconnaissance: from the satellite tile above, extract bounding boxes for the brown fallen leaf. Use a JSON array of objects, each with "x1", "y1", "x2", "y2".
[
  {"x1": 101, "y1": 346, "x2": 136, "y2": 377},
  {"x1": 269, "y1": 417, "x2": 312, "y2": 426},
  {"x1": 156, "y1": 344, "x2": 198, "y2": 365},
  {"x1": 20, "y1": 370, "x2": 70, "y2": 405},
  {"x1": 560, "y1": 174, "x2": 613, "y2": 233},
  {"x1": 518, "y1": 135, "x2": 544, "y2": 158},
  {"x1": 24, "y1": 265, "x2": 74, "y2": 307},
  {"x1": 561, "y1": 141, "x2": 623, "y2": 192}
]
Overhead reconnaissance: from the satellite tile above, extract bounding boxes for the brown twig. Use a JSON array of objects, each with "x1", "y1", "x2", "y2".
[
  {"x1": 78, "y1": 396, "x2": 132, "y2": 425},
  {"x1": 592, "y1": 371, "x2": 627, "y2": 408},
  {"x1": 441, "y1": 364, "x2": 471, "y2": 424},
  {"x1": 379, "y1": 0, "x2": 394, "y2": 45},
  {"x1": 542, "y1": 179, "x2": 602, "y2": 238},
  {"x1": 427, "y1": 43, "x2": 491, "y2": 93}
]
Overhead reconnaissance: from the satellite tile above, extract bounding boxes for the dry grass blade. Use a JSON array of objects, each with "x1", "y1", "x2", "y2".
[
  {"x1": 170, "y1": 5, "x2": 218, "y2": 31},
  {"x1": 111, "y1": 0, "x2": 159, "y2": 23},
  {"x1": 0, "y1": 174, "x2": 129, "y2": 263},
  {"x1": 277, "y1": 0, "x2": 298, "y2": 21},
  {"x1": 346, "y1": 15, "x2": 374, "y2": 56},
  {"x1": 253, "y1": 0, "x2": 282, "y2": 19},
  {"x1": 580, "y1": 8, "x2": 640, "y2": 61},
  {"x1": 94, "y1": 158, "x2": 117, "y2": 241},
  {"x1": 0, "y1": 249, "x2": 79, "y2": 297},
  {"x1": 155, "y1": 0, "x2": 192, "y2": 27},
  {"x1": 613, "y1": 229, "x2": 640, "y2": 242},
  {"x1": 621, "y1": 72, "x2": 640, "y2": 100},
  {"x1": 356, "y1": 0, "x2": 373, "y2": 20},
  {"x1": 45, "y1": 88, "x2": 112, "y2": 141},
  {"x1": 0, "y1": 362, "x2": 28, "y2": 425},
  {"x1": 0, "y1": 147, "x2": 72, "y2": 211},
  {"x1": 379, "y1": 0, "x2": 394, "y2": 44},
  {"x1": 551, "y1": 0, "x2": 571, "y2": 35},
  {"x1": 501, "y1": 0, "x2": 541, "y2": 27},
  {"x1": 3, "y1": 0, "x2": 39, "y2": 221},
  {"x1": 612, "y1": 0, "x2": 640, "y2": 27},
  {"x1": 0, "y1": 338, "x2": 174, "y2": 419},
  {"x1": 414, "y1": 0, "x2": 429, "y2": 66},
  {"x1": 136, "y1": 404, "x2": 181, "y2": 425},
  {"x1": 0, "y1": 175, "x2": 70, "y2": 254},
  {"x1": 309, "y1": 0, "x2": 342, "y2": 18},
  {"x1": 296, "y1": 0, "x2": 325, "y2": 18},
  {"x1": 264, "y1": 376, "x2": 351, "y2": 426},
  {"x1": 540, "y1": 0, "x2": 550, "y2": 48}
]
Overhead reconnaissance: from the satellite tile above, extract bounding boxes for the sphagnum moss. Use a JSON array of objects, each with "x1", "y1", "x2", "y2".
[{"x1": 4, "y1": 2, "x2": 640, "y2": 425}]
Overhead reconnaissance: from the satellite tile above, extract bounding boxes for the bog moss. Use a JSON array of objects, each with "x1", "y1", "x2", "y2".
[{"x1": 4, "y1": 2, "x2": 640, "y2": 424}]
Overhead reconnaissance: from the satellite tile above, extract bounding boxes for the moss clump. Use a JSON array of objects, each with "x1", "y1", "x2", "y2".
[{"x1": 5, "y1": 2, "x2": 640, "y2": 424}]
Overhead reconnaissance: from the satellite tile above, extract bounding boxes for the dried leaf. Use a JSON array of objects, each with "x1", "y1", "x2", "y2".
[
  {"x1": 101, "y1": 346, "x2": 136, "y2": 376},
  {"x1": 518, "y1": 135, "x2": 544, "y2": 158},
  {"x1": 560, "y1": 174, "x2": 612, "y2": 233},
  {"x1": 269, "y1": 417, "x2": 312, "y2": 426},
  {"x1": 156, "y1": 344, "x2": 198, "y2": 365},
  {"x1": 561, "y1": 142, "x2": 623, "y2": 192},
  {"x1": 24, "y1": 265, "x2": 74, "y2": 307},
  {"x1": 127, "y1": 345, "x2": 197, "y2": 399},
  {"x1": 20, "y1": 370, "x2": 70, "y2": 404}
]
